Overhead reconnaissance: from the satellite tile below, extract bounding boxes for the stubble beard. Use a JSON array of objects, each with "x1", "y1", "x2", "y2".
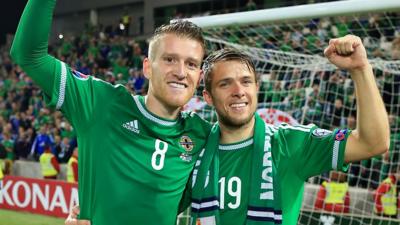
[{"x1": 217, "y1": 109, "x2": 255, "y2": 130}]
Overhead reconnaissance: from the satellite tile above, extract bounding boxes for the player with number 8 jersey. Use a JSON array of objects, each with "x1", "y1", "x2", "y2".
[{"x1": 10, "y1": 0, "x2": 211, "y2": 224}]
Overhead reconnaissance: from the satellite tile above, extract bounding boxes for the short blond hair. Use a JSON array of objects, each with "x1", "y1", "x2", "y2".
[{"x1": 148, "y1": 20, "x2": 205, "y2": 60}]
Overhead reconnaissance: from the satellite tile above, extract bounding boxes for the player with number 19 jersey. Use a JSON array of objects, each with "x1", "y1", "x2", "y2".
[
  {"x1": 216, "y1": 123, "x2": 349, "y2": 225},
  {"x1": 11, "y1": 1, "x2": 211, "y2": 224}
]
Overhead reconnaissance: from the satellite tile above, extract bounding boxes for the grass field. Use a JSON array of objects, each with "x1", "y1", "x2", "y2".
[{"x1": 0, "y1": 209, "x2": 65, "y2": 225}]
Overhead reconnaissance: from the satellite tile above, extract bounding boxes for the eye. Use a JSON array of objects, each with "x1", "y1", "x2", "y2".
[
  {"x1": 219, "y1": 81, "x2": 228, "y2": 87},
  {"x1": 163, "y1": 56, "x2": 174, "y2": 63},
  {"x1": 187, "y1": 62, "x2": 199, "y2": 70},
  {"x1": 243, "y1": 78, "x2": 254, "y2": 85}
]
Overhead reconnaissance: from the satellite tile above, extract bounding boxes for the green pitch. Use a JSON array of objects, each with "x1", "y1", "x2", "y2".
[{"x1": 0, "y1": 209, "x2": 65, "y2": 225}]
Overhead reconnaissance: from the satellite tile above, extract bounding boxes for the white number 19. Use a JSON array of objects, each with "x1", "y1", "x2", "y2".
[{"x1": 219, "y1": 176, "x2": 241, "y2": 209}]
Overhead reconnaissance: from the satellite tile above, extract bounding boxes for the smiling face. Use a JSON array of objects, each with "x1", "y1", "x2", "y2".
[
  {"x1": 203, "y1": 60, "x2": 259, "y2": 128},
  {"x1": 143, "y1": 33, "x2": 204, "y2": 115}
]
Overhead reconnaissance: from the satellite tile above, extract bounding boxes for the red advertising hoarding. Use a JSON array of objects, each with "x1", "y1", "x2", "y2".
[{"x1": 0, "y1": 175, "x2": 78, "y2": 218}]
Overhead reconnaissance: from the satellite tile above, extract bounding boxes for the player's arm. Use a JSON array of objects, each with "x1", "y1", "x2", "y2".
[
  {"x1": 324, "y1": 35, "x2": 390, "y2": 163},
  {"x1": 10, "y1": 0, "x2": 57, "y2": 96}
]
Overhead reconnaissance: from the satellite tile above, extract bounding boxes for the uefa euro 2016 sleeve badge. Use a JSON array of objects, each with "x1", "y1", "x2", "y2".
[
  {"x1": 179, "y1": 135, "x2": 194, "y2": 162},
  {"x1": 334, "y1": 129, "x2": 347, "y2": 141}
]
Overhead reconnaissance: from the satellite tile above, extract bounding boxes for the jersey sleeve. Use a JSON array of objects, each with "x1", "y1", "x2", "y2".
[
  {"x1": 273, "y1": 124, "x2": 350, "y2": 180},
  {"x1": 10, "y1": 0, "x2": 57, "y2": 95},
  {"x1": 44, "y1": 61, "x2": 118, "y2": 131}
]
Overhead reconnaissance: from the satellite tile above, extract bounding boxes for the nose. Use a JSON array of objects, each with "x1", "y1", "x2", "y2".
[
  {"x1": 173, "y1": 61, "x2": 186, "y2": 79},
  {"x1": 232, "y1": 82, "x2": 245, "y2": 98}
]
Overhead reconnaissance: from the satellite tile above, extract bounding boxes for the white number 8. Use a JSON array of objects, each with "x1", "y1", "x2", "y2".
[{"x1": 151, "y1": 139, "x2": 168, "y2": 170}]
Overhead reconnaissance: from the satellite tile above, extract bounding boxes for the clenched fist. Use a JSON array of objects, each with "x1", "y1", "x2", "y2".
[{"x1": 324, "y1": 35, "x2": 370, "y2": 72}]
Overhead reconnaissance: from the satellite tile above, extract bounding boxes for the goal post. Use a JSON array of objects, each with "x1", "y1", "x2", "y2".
[
  {"x1": 177, "y1": 0, "x2": 400, "y2": 224},
  {"x1": 184, "y1": 0, "x2": 400, "y2": 29}
]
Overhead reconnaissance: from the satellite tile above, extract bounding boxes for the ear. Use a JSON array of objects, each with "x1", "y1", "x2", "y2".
[
  {"x1": 203, "y1": 89, "x2": 214, "y2": 107},
  {"x1": 256, "y1": 80, "x2": 260, "y2": 91},
  {"x1": 142, "y1": 57, "x2": 151, "y2": 79}
]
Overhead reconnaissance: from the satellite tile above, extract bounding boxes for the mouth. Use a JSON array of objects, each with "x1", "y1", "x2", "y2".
[
  {"x1": 229, "y1": 102, "x2": 248, "y2": 109},
  {"x1": 168, "y1": 82, "x2": 188, "y2": 89}
]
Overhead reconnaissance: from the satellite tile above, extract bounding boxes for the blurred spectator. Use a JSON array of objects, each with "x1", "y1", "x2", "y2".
[
  {"x1": 258, "y1": 71, "x2": 275, "y2": 104},
  {"x1": 30, "y1": 126, "x2": 54, "y2": 160},
  {"x1": 0, "y1": 160, "x2": 3, "y2": 183},
  {"x1": 268, "y1": 81, "x2": 287, "y2": 108},
  {"x1": 333, "y1": 17, "x2": 350, "y2": 38},
  {"x1": 14, "y1": 127, "x2": 34, "y2": 159},
  {"x1": 115, "y1": 73, "x2": 127, "y2": 86},
  {"x1": 1, "y1": 131, "x2": 14, "y2": 175},
  {"x1": 245, "y1": 0, "x2": 257, "y2": 11},
  {"x1": 305, "y1": 28, "x2": 319, "y2": 54},
  {"x1": 350, "y1": 144, "x2": 387, "y2": 189},
  {"x1": 39, "y1": 145, "x2": 60, "y2": 179},
  {"x1": 389, "y1": 114, "x2": 400, "y2": 162},
  {"x1": 304, "y1": 82, "x2": 323, "y2": 124},
  {"x1": 391, "y1": 37, "x2": 400, "y2": 60},
  {"x1": 374, "y1": 166, "x2": 399, "y2": 218},
  {"x1": 367, "y1": 15, "x2": 383, "y2": 41},
  {"x1": 128, "y1": 68, "x2": 146, "y2": 95},
  {"x1": 0, "y1": 144, "x2": 5, "y2": 181},
  {"x1": 121, "y1": 10, "x2": 132, "y2": 36},
  {"x1": 288, "y1": 80, "x2": 305, "y2": 119},
  {"x1": 381, "y1": 71, "x2": 399, "y2": 115},
  {"x1": 113, "y1": 56, "x2": 129, "y2": 81},
  {"x1": 314, "y1": 171, "x2": 350, "y2": 213},
  {"x1": 331, "y1": 98, "x2": 344, "y2": 128},
  {"x1": 67, "y1": 147, "x2": 78, "y2": 183},
  {"x1": 54, "y1": 136, "x2": 72, "y2": 163},
  {"x1": 129, "y1": 42, "x2": 144, "y2": 70}
]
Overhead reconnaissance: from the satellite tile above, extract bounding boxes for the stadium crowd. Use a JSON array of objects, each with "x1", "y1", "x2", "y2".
[
  {"x1": 0, "y1": 3, "x2": 399, "y2": 200},
  {"x1": 0, "y1": 26, "x2": 148, "y2": 178}
]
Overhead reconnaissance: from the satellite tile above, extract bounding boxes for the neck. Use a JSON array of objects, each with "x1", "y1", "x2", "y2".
[
  {"x1": 145, "y1": 94, "x2": 181, "y2": 120},
  {"x1": 219, "y1": 116, "x2": 255, "y2": 144}
]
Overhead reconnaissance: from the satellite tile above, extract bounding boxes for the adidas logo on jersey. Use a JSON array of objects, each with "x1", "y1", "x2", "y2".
[{"x1": 122, "y1": 120, "x2": 139, "y2": 134}]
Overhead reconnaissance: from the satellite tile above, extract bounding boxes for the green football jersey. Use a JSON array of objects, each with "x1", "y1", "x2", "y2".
[
  {"x1": 11, "y1": 1, "x2": 211, "y2": 224},
  {"x1": 219, "y1": 138, "x2": 253, "y2": 225},
  {"x1": 48, "y1": 62, "x2": 211, "y2": 225},
  {"x1": 217, "y1": 122, "x2": 349, "y2": 225}
]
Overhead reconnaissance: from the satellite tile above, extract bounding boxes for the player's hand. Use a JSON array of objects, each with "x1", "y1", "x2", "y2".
[
  {"x1": 65, "y1": 205, "x2": 91, "y2": 225},
  {"x1": 324, "y1": 35, "x2": 370, "y2": 72}
]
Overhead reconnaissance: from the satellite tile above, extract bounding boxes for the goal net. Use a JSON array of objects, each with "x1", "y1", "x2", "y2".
[{"x1": 178, "y1": 0, "x2": 400, "y2": 224}]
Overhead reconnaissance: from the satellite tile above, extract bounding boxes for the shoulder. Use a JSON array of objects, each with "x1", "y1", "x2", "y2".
[
  {"x1": 181, "y1": 111, "x2": 212, "y2": 134},
  {"x1": 69, "y1": 67, "x2": 128, "y2": 94},
  {"x1": 265, "y1": 122, "x2": 316, "y2": 138},
  {"x1": 276, "y1": 123, "x2": 315, "y2": 132}
]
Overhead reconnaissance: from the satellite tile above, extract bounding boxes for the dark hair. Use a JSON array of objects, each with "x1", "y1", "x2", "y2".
[
  {"x1": 202, "y1": 48, "x2": 257, "y2": 93},
  {"x1": 148, "y1": 20, "x2": 205, "y2": 59}
]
